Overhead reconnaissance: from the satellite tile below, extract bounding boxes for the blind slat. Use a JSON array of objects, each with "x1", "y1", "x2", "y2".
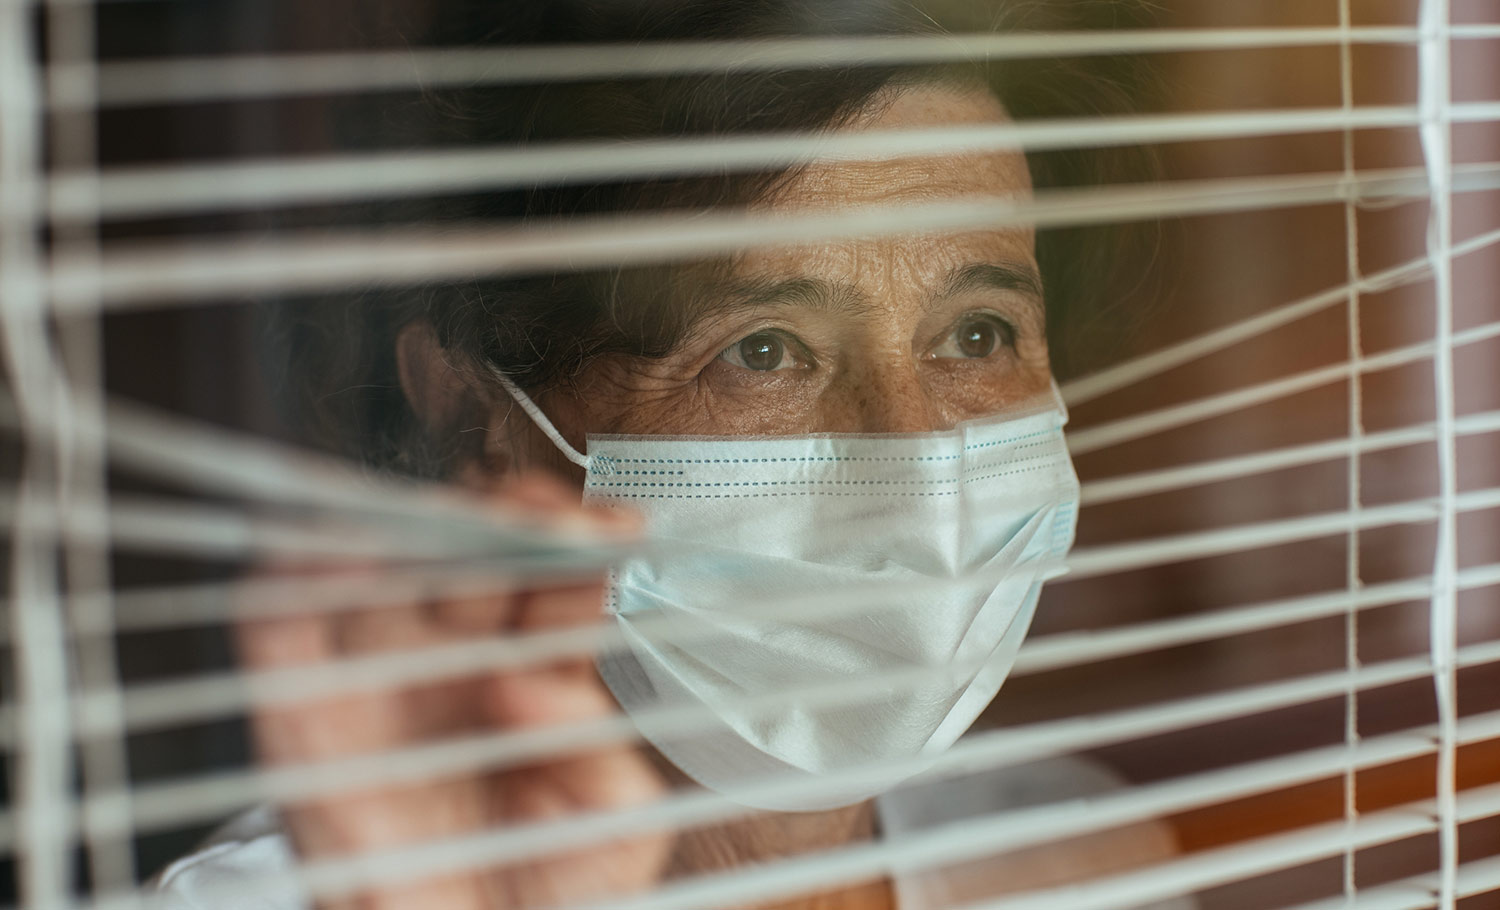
[
  {"x1": 53, "y1": 26, "x2": 1500, "y2": 109},
  {"x1": 5, "y1": 487, "x2": 1497, "y2": 741},
  {"x1": 1079, "y1": 407, "x2": 1500, "y2": 507},
  {"x1": 954, "y1": 784, "x2": 1500, "y2": 910},
  {"x1": 13, "y1": 636, "x2": 1496, "y2": 850},
  {"x1": 57, "y1": 731, "x2": 1500, "y2": 910},
  {"x1": 1277, "y1": 855, "x2": 1500, "y2": 910},
  {"x1": 46, "y1": 163, "x2": 1500, "y2": 310},
  {"x1": 19, "y1": 700, "x2": 1498, "y2": 883},
  {"x1": 1067, "y1": 318, "x2": 1500, "y2": 457},
  {"x1": 1061, "y1": 224, "x2": 1500, "y2": 406},
  {"x1": 43, "y1": 103, "x2": 1500, "y2": 221},
  {"x1": 1066, "y1": 485, "x2": 1500, "y2": 581}
]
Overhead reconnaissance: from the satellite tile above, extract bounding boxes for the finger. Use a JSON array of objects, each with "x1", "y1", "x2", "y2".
[
  {"x1": 234, "y1": 560, "x2": 387, "y2": 669},
  {"x1": 512, "y1": 581, "x2": 608, "y2": 632},
  {"x1": 237, "y1": 608, "x2": 336, "y2": 671},
  {"x1": 234, "y1": 558, "x2": 409, "y2": 671},
  {"x1": 500, "y1": 470, "x2": 585, "y2": 511},
  {"x1": 429, "y1": 586, "x2": 519, "y2": 634},
  {"x1": 334, "y1": 601, "x2": 439, "y2": 654},
  {"x1": 482, "y1": 659, "x2": 620, "y2": 730},
  {"x1": 428, "y1": 473, "x2": 626, "y2": 634},
  {"x1": 243, "y1": 600, "x2": 444, "y2": 764},
  {"x1": 502, "y1": 469, "x2": 644, "y2": 537},
  {"x1": 334, "y1": 600, "x2": 514, "y2": 742}
]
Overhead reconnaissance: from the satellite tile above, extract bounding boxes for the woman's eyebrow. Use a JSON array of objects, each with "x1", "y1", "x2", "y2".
[
  {"x1": 941, "y1": 262, "x2": 1046, "y2": 306},
  {"x1": 708, "y1": 277, "x2": 874, "y2": 316},
  {"x1": 694, "y1": 263, "x2": 1041, "y2": 325}
]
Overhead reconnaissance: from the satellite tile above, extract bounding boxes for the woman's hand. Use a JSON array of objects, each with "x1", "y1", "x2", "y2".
[{"x1": 237, "y1": 474, "x2": 671, "y2": 910}]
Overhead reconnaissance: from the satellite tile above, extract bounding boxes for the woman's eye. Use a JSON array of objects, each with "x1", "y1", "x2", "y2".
[
  {"x1": 930, "y1": 315, "x2": 1016, "y2": 360},
  {"x1": 718, "y1": 331, "x2": 808, "y2": 372}
]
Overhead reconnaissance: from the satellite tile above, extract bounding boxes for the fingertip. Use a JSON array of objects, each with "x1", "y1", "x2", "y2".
[
  {"x1": 482, "y1": 668, "x2": 616, "y2": 729},
  {"x1": 589, "y1": 500, "x2": 644, "y2": 534},
  {"x1": 431, "y1": 588, "x2": 518, "y2": 633},
  {"x1": 512, "y1": 582, "x2": 607, "y2": 631},
  {"x1": 236, "y1": 612, "x2": 334, "y2": 669},
  {"x1": 495, "y1": 471, "x2": 582, "y2": 512}
]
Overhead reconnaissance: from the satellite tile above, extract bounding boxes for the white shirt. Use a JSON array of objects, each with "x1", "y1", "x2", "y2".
[{"x1": 153, "y1": 757, "x2": 1196, "y2": 910}]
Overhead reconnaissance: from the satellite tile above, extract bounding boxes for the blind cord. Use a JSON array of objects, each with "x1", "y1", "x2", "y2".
[
  {"x1": 1338, "y1": 0, "x2": 1365, "y2": 904},
  {"x1": 1417, "y1": 0, "x2": 1461, "y2": 908},
  {"x1": 45, "y1": 0, "x2": 140, "y2": 894},
  {"x1": 1, "y1": 2, "x2": 77, "y2": 906}
]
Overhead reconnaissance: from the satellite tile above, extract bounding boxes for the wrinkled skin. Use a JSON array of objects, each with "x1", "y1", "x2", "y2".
[{"x1": 245, "y1": 83, "x2": 1050, "y2": 909}]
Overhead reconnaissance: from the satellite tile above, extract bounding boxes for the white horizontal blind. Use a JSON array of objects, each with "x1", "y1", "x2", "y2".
[{"x1": 2, "y1": 2, "x2": 1499, "y2": 910}]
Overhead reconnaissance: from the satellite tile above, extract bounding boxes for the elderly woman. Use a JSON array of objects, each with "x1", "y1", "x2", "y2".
[{"x1": 155, "y1": 1, "x2": 1180, "y2": 908}]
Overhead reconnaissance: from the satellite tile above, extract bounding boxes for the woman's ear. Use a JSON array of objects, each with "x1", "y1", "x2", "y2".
[{"x1": 395, "y1": 322, "x2": 513, "y2": 479}]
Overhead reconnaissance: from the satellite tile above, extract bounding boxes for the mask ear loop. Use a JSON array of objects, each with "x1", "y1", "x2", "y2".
[
  {"x1": 1049, "y1": 378, "x2": 1071, "y2": 426},
  {"x1": 489, "y1": 368, "x2": 592, "y2": 470}
]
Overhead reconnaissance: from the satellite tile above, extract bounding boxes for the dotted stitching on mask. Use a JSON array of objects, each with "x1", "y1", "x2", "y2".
[
  {"x1": 591, "y1": 464, "x2": 1073, "y2": 498},
  {"x1": 589, "y1": 427, "x2": 1060, "y2": 466},
  {"x1": 962, "y1": 448, "x2": 1066, "y2": 476},
  {"x1": 587, "y1": 453, "x2": 1064, "y2": 491},
  {"x1": 599, "y1": 489, "x2": 965, "y2": 499},
  {"x1": 960, "y1": 463, "x2": 1071, "y2": 484},
  {"x1": 601, "y1": 439, "x2": 1061, "y2": 478}
]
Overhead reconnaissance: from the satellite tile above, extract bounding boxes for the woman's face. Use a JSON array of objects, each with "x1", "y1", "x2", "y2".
[{"x1": 505, "y1": 82, "x2": 1050, "y2": 475}]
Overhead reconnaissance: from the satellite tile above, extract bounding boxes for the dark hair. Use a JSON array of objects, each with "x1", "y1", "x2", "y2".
[{"x1": 263, "y1": 0, "x2": 1163, "y2": 478}]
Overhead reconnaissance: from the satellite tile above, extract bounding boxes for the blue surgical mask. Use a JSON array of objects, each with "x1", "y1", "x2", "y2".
[{"x1": 498, "y1": 374, "x2": 1079, "y2": 810}]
